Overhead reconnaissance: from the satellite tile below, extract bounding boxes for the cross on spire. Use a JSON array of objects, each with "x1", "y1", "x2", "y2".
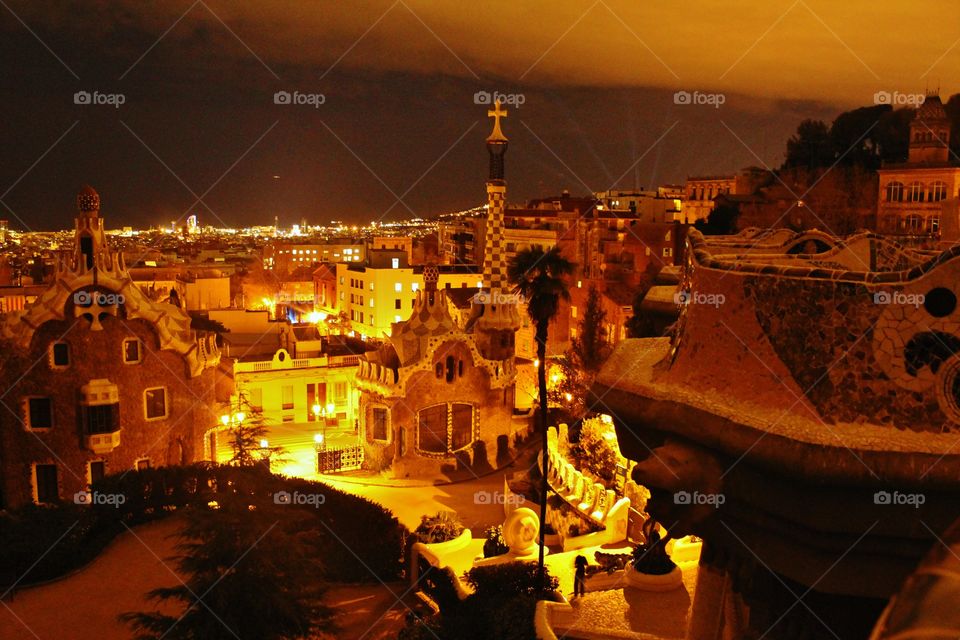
[{"x1": 487, "y1": 100, "x2": 508, "y2": 142}]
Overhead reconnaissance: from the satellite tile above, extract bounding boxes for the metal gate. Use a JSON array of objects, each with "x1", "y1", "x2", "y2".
[{"x1": 317, "y1": 444, "x2": 364, "y2": 473}]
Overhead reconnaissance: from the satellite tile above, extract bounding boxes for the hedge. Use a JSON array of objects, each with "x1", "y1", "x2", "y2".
[{"x1": 0, "y1": 463, "x2": 409, "y2": 589}]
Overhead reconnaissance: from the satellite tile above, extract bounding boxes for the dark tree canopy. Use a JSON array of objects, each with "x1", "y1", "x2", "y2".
[{"x1": 572, "y1": 284, "x2": 608, "y2": 372}]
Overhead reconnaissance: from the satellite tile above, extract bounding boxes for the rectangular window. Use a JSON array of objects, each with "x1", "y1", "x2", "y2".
[
  {"x1": 51, "y1": 342, "x2": 70, "y2": 367},
  {"x1": 282, "y1": 385, "x2": 294, "y2": 410},
  {"x1": 395, "y1": 282, "x2": 402, "y2": 292},
  {"x1": 85, "y1": 404, "x2": 118, "y2": 434},
  {"x1": 89, "y1": 461, "x2": 106, "y2": 485},
  {"x1": 27, "y1": 397, "x2": 53, "y2": 429},
  {"x1": 335, "y1": 382, "x2": 347, "y2": 402},
  {"x1": 144, "y1": 388, "x2": 168, "y2": 420},
  {"x1": 372, "y1": 407, "x2": 388, "y2": 441},
  {"x1": 391, "y1": 258, "x2": 399, "y2": 269},
  {"x1": 418, "y1": 405, "x2": 447, "y2": 453},
  {"x1": 450, "y1": 403, "x2": 474, "y2": 451},
  {"x1": 34, "y1": 464, "x2": 58, "y2": 503},
  {"x1": 136, "y1": 459, "x2": 151, "y2": 471},
  {"x1": 395, "y1": 299, "x2": 401, "y2": 309},
  {"x1": 123, "y1": 339, "x2": 142, "y2": 363}
]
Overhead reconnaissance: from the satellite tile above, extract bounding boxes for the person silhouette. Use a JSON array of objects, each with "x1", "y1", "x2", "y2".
[{"x1": 574, "y1": 554, "x2": 588, "y2": 597}]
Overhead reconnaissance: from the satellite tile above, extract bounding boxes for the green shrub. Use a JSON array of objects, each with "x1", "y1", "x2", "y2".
[
  {"x1": 631, "y1": 531, "x2": 677, "y2": 576},
  {"x1": 567, "y1": 419, "x2": 620, "y2": 484},
  {"x1": 482, "y1": 525, "x2": 509, "y2": 558},
  {"x1": 414, "y1": 511, "x2": 464, "y2": 544},
  {"x1": 0, "y1": 464, "x2": 409, "y2": 588}
]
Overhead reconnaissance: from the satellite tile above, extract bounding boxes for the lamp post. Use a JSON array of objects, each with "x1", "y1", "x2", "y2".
[
  {"x1": 217, "y1": 409, "x2": 245, "y2": 464},
  {"x1": 312, "y1": 403, "x2": 326, "y2": 451}
]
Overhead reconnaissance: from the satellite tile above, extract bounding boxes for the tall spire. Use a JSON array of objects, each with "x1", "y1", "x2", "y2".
[
  {"x1": 486, "y1": 101, "x2": 508, "y2": 181},
  {"x1": 484, "y1": 101, "x2": 508, "y2": 292}
]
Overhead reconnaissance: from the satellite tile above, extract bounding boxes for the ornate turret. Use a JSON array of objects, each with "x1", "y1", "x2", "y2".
[
  {"x1": 472, "y1": 101, "x2": 521, "y2": 357},
  {"x1": 389, "y1": 263, "x2": 459, "y2": 367},
  {"x1": 64, "y1": 185, "x2": 125, "y2": 275},
  {"x1": 908, "y1": 94, "x2": 951, "y2": 164}
]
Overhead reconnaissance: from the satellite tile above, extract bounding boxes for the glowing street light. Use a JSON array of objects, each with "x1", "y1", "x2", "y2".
[{"x1": 259, "y1": 439, "x2": 269, "y2": 449}]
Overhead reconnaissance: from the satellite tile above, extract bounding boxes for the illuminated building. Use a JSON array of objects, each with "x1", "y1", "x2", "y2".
[
  {"x1": 264, "y1": 240, "x2": 366, "y2": 273},
  {"x1": 335, "y1": 251, "x2": 481, "y2": 340},
  {"x1": 354, "y1": 103, "x2": 525, "y2": 477},
  {"x1": 0, "y1": 187, "x2": 222, "y2": 509},
  {"x1": 877, "y1": 94, "x2": 960, "y2": 234}
]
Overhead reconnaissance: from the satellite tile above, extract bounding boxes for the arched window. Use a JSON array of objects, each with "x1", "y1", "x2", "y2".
[
  {"x1": 930, "y1": 216, "x2": 941, "y2": 234},
  {"x1": 930, "y1": 182, "x2": 948, "y2": 202},
  {"x1": 445, "y1": 355, "x2": 455, "y2": 383},
  {"x1": 458, "y1": 359, "x2": 464, "y2": 377},
  {"x1": 908, "y1": 182, "x2": 925, "y2": 203},
  {"x1": 885, "y1": 181, "x2": 904, "y2": 203}
]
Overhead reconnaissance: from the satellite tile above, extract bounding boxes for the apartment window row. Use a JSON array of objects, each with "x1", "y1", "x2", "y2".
[
  {"x1": 24, "y1": 387, "x2": 168, "y2": 430},
  {"x1": 913, "y1": 130, "x2": 948, "y2": 143},
  {"x1": 885, "y1": 181, "x2": 952, "y2": 203},
  {"x1": 49, "y1": 338, "x2": 143, "y2": 369},
  {"x1": 901, "y1": 214, "x2": 940, "y2": 234}
]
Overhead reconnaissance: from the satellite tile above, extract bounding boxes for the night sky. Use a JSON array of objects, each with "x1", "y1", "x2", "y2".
[{"x1": 0, "y1": 1, "x2": 955, "y2": 230}]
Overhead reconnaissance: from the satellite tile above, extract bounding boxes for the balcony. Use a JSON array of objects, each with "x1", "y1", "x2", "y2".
[{"x1": 84, "y1": 430, "x2": 121, "y2": 454}]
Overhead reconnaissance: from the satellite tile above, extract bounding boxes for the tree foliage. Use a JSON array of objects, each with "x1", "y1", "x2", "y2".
[
  {"x1": 121, "y1": 482, "x2": 335, "y2": 640},
  {"x1": 225, "y1": 392, "x2": 284, "y2": 469},
  {"x1": 571, "y1": 284, "x2": 607, "y2": 372},
  {"x1": 625, "y1": 270, "x2": 658, "y2": 339},
  {"x1": 695, "y1": 202, "x2": 742, "y2": 236},
  {"x1": 568, "y1": 419, "x2": 620, "y2": 484},
  {"x1": 784, "y1": 119, "x2": 834, "y2": 170}
]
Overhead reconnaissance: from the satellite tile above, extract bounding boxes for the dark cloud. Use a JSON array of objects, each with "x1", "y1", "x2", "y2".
[{"x1": 0, "y1": 1, "x2": 950, "y2": 229}]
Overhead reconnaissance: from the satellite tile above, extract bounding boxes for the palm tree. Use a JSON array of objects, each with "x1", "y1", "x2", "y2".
[{"x1": 508, "y1": 245, "x2": 575, "y2": 593}]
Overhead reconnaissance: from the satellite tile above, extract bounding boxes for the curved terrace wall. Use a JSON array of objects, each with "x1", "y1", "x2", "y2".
[{"x1": 669, "y1": 230, "x2": 960, "y2": 436}]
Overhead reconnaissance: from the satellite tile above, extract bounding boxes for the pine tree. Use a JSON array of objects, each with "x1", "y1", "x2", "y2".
[
  {"x1": 121, "y1": 485, "x2": 335, "y2": 640},
  {"x1": 572, "y1": 285, "x2": 608, "y2": 372},
  {"x1": 225, "y1": 392, "x2": 284, "y2": 469}
]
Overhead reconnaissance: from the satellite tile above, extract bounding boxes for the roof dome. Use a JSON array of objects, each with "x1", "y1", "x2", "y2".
[{"x1": 77, "y1": 185, "x2": 100, "y2": 213}]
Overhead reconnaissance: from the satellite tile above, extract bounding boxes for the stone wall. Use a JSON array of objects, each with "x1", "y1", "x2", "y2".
[
  {"x1": 0, "y1": 313, "x2": 221, "y2": 509},
  {"x1": 668, "y1": 229, "x2": 960, "y2": 434}
]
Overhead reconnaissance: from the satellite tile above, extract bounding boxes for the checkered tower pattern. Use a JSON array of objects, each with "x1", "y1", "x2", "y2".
[{"x1": 483, "y1": 182, "x2": 508, "y2": 293}]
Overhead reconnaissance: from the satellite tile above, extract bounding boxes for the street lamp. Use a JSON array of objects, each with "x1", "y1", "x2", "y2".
[{"x1": 313, "y1": 404, "x2": 328, "y2": 451}]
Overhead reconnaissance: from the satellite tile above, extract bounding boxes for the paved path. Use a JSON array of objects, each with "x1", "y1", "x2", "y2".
[{"x1": 1, "y1": 517, "x2": 185, "y2": 640}]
